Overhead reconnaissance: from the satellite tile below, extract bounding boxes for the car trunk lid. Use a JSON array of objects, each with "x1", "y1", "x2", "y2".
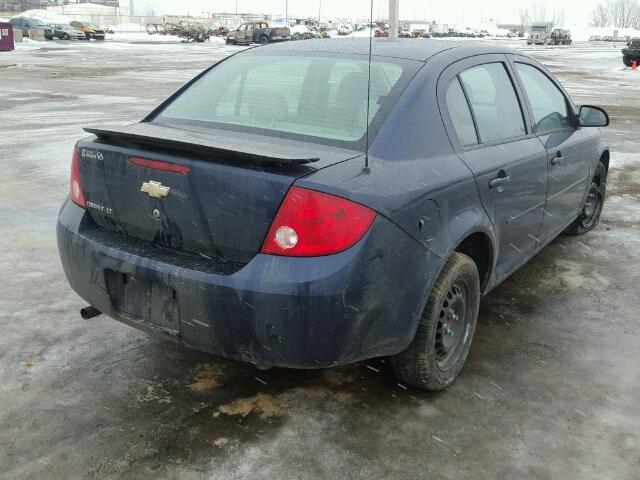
[{"x1": 77, "y1": 122, "x2": 362, "y2": 265}]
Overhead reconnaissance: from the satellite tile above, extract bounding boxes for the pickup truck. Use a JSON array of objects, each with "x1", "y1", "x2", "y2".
[
  {"x1": 226, "y1": 21, "x2": 290, "y2": 45},
  {"x1": 622, "y1": 38, "x2": 640, "y2": 67}
]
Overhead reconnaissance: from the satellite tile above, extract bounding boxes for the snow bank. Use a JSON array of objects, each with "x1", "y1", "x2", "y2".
[
  {"x1": 12, "y1": 4, "x2": 130, "y2": 26},
  {"x1": 48, "y1": 3, "x2": 129, "y2": 17},
  {"x1": 107, "y1": 22, "x2": 146, "y2": 32},
  {"x1": 290, "y1": 24, "x2": 309, "y2": 35},
  {"x1": 11, "y1": 9, "x2": 69, "y2": 24}
]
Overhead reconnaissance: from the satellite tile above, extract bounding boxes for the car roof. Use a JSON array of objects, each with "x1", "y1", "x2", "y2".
[{"x1": 253, "y1": 38, "x2": 520, "y2": 62}]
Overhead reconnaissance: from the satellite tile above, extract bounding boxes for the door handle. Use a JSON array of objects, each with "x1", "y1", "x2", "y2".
[
  {"x1": 551, "y1": 152, "x2": 564, "y2": 165},
  {"x1": 489, "y1": 173, "x2": 512, "y2": 189}
]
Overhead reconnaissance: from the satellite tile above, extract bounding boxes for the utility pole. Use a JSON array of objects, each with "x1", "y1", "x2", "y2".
[
  {"x1": 318, "y1": 0, "x2": 321, "y2": 24},
  {"x1": 389, "y1": 0, "x2": 398, "y2": 39}
]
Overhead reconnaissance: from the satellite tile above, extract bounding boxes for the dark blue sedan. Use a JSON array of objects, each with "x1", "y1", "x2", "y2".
[{"x1": 57, "y1": 39, "x2": 610, "y2": 390}]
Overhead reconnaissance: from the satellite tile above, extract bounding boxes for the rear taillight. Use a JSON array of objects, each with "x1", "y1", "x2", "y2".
[
  {"x1": 261, "y1": 186, "x2": 376, "y2": 257},
  {"x1": 271, "y1": 28, "x2": 278, "y2": 35},
  {"x1": 70, "y1": 147, "x2": 86, "y2": 208}
]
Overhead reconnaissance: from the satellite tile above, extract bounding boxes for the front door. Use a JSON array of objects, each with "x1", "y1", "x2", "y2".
[
  {"x1": 510, "y1": 59, "x2": 591, "y2": 240},
  {"x1": 245, "y1": 24, "x2": 254, "y2": 43},
  {"x1": 235, "y1": 24, "x2": 247, "y2": 43},
  {"x1": 440, "y1": 57, "x2": 548, "y2": 281}
]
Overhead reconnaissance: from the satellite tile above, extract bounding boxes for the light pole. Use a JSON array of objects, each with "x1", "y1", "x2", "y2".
[
  {"x1": 318, "y1": 0, "x2": 321, "y2": 24},
  {"x1": 389, "y1": 0, "x2": 398, "y2": 39}
]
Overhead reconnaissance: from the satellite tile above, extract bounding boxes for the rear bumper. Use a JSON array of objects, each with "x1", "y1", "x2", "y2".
[{"x1": 57, "y1": 200, "x2": 437, "y2": 368}]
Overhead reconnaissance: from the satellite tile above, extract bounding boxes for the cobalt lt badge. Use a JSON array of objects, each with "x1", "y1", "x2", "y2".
[{"x1": 140, "y1": 180, "x2": 170, "y2": 198}]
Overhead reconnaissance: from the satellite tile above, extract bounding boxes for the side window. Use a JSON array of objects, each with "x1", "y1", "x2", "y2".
[
  {"x1": 459, "y1": 63, "x2": 526, "y2": 143},
  {"x1": 446, "y1": 78, "x2": 478, "y2": 146},
  {"x1": 515, "y1": 63, "x2": 571, "y2": 133}
]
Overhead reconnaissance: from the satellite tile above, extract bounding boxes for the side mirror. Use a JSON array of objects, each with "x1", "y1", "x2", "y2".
[{"x1": 579, "y1": 105, "x2": 609, "y2": 127}]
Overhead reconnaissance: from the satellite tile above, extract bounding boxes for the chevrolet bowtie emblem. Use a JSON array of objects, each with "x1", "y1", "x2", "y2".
[{"x1": 140, "y1": 180, "x2": 170, "y2": 198}]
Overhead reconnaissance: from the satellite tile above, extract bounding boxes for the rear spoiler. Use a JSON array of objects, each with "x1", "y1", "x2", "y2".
[{"x1": 83, "y1": 123, "x2": 320, "y2": 166}]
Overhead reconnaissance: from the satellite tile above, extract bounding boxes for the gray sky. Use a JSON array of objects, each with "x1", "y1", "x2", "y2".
[{"x1": 138, "y1": 0, "x2": 601, "y2": 27}]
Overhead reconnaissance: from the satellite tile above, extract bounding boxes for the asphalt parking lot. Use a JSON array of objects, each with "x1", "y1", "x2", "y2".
[{"x1": 1, "y1": 39, "x2": 639, "y2": 479}]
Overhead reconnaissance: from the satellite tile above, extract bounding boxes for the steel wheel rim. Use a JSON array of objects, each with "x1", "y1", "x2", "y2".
[
  {"x1": 580, "y1": 176, "x2": 604, "y2": 229},
  {"x1": 435, "y1": 280, "x2": 471, "y2": 370}
]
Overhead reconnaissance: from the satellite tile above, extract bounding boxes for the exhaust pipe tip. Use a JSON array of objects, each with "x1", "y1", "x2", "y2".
[{"x1": 80, "y1": 306, "x2": 102, "y2": 320}]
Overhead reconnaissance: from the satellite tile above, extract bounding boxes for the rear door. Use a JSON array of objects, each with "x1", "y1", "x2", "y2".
[
  {"x1": 510, "y1": 57, "x2": 591, "y2": 239},
  {"x1": 439, "y1": 55, "x2": 548, "y2": 280}
]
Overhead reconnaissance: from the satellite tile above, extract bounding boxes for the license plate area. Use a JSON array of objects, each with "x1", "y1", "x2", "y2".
[{"x1": 105, "y1": 270, "x2": 180, "y2": 334}]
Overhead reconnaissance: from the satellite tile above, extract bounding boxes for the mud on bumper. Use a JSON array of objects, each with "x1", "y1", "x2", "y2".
[{"x1": 57, "y1": 200, "x2": 436, "y2": 368}]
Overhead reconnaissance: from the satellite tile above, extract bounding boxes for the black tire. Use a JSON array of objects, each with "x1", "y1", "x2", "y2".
[
  {"x1": 391, "y1": 252, "x2": 480, "y2": 391},
  {"x1": 564, "y1": 161, "x2": 607, "y2": 235},
  {"x1": 260, "y1": 35, "x2": 269, "y2": 45},
  {"x1": 63, "y1": 33, "x2": 70, "y2": 40}
]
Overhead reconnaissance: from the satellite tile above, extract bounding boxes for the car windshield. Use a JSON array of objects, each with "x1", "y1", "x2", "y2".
[{"x1": 154, "y1": 53, "x2": 419, "y2": 146}]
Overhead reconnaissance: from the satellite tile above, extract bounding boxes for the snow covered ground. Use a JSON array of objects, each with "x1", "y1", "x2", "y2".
[{"x1": 1, "y1": 37, "x2": 639, "y2": 480}]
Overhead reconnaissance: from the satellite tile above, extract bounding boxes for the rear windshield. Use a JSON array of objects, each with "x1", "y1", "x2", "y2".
[{"x1": 153, "y1": 53, "x2": 419, "y2": 146}]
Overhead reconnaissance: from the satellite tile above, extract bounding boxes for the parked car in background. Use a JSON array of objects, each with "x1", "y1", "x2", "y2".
[
  {"x1": 589, "y1": 35, "x2": 602, "y2": 42},
  {"x1": 622, "y1": 38, "x2": 640, "y2": 67},
  {"x1": 58, "y1": 40, "x2": 610, "y2": 391},
  {"x1": 44, "y1": 25, "x2": 54, "y2": 40},
  {"x1": 69, "y1": 21, "x2": 105, "y2": 40},
  {"x1": 226, "y1": 21, "x2": 290, "y2": 45},
  {"x1": 337, "y1": 24, "x2": 352, "y2": 35},
  {"x1": 9, "y1": 17, "x2": 46, "y2": 37},
  {"x1": 51, "y1": 24, "x2": 86, "y2": 40}
]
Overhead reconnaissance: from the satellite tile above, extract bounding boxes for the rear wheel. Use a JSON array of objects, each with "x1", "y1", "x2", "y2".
[
  {"x1": 63, "y1": 33, "x2": 70, "y2": 40},
  {"x1": 391, "y1": 252, "x2": 480, "y2": 391},
  {"x1": 564, "y1": 161, "x2": 607, "y2": 235},
  {"x1": 260, "y1": 35, "x2": 269, "y2": 45}
]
